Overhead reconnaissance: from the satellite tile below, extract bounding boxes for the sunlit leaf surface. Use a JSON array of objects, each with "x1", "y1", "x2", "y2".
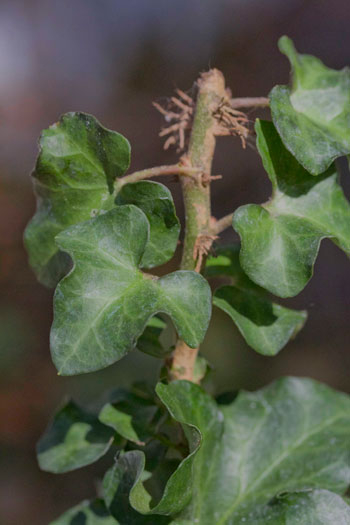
[{"x1": 270, "y1": 36, "x2": 350, "y2": 175}]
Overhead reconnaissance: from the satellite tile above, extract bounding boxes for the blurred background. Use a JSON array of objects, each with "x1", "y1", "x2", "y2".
[{"x1": 1, "y1": 1, "x2": 350, "y2": 523}]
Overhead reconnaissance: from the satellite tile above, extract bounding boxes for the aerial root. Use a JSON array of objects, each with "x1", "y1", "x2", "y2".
[
  {"x1": 213, "y1": 98, "x2": 251, "y2": 148},
  {"x1": 193, "y1": 233, "x2": 219, "y2": 272},
  {"x1": 153, "y1": 88, "x2": 194, "y2": 152}
]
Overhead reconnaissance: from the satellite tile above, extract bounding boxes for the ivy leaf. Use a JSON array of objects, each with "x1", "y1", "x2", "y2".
[
  {"x1": 270, "y1": 36, "x2": 350, "y2": 175},
  {"x1": 157, "y1": 377, "x2": 350, "y2": 524},
  {"x1": 206, "y1": 245, "x2": 307, "y2": 355},
  {"x1": 99, "y1": 388, "x2": 159, "y2": 445},
  {"x1": 50, "y1": 499, "x2": 117, "y2": 524},
  {"x1": 102, "y1": 379, "x2": 216, "y2": 520},
  {"x1": 51, "y1": 205, "x2": 211, "y2": 375},
  {"x1": 103, "y1": 454, "x2": 171, "y2": 524},
  {"x1": 137, "y1": 316, "x2": 170, "y2": 358},
  {"x1": 214, "y1": 286, "x2": 306, "y2": 356},
  {"x1": 24, "y1": 112, "x2": 130, "y2": 287},
  {"x1": 253, "y1": 490, "x2": 350, "y2": 524},
  {"x1": 37, "y1": 401, "x2": 114, "y2": 473},
  {"x1": 233, "y1": 120, "x2": 350, "y2": 297},
  {"x1": 115, "y1": 181, "x2": 180, "y2": 268}
]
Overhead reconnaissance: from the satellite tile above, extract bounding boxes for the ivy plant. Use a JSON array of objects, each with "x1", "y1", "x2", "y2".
[{"x1": 25, "y1": 37, "x2": 350, "y2": 524}]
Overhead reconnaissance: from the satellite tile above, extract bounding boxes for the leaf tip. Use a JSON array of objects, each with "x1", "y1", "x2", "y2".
[{"x1": 278, "y1": 35, "x2": 298, "y2": 68}]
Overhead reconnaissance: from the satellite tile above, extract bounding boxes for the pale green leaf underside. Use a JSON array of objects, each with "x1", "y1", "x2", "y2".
[
  {"x1": 50, "y1": 499, "x2": 117, "y2": 524},
  {"x1": 51, "y1": 205, "x2": 211, "y2": 375},
  {"x1": 157, "y1": 378, "x2": 350, "y2": 524},
  {"x1": 116, "y1": 181, "x2": 180, "y2": 268},
  {"x1": 99, "y1": 388, "x2": 158, "y2": 445},
  {"x1": 37, "y1": 401, "x2": 114, "y2": 473},
  {"x1": 24, "y1": 112, "x2": 130, "y2": 287},
  {"x1": 253, "y1": 490, "x2": 350, "y2": 524},
  {"x1": 233, "y1": 120, "x2": 350, "y2": 297},
  {"x1": 270, "y1": 36, "x2": 350, "y2": 175},
  {"x1": 206, "y1": 245, "x2": 307, "y2": 355}
]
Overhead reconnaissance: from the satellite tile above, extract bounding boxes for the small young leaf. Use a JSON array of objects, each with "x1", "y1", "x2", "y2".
[
  {"x1": 37, "y1": 401, "x2": 114, "y2": 473},
  {"x1": 24, "y1": 112, "x2": 130, "y2": 287},
  {"x1": 206, "y1": 245, "x2": 307, "y2": 355},
  {"x1": 233, "y1": 120, "x2": 350, "y2": 297},
  {"x1": 159, "y1": 378, "x2": 350, "y2": 524},
  {"x1": 99, "y1": 389, "x2": 159, "y2": 445},
  {"x1": 50, "y1": 499, "x2": 117, "y2": 524},
  {"x1": 270, "y1": 36, "x2": 350, "y2": 175},
  {"x1": 51, "y1": 205, "x2": 211, "y2": 375},
  {"x1": 254, "y1": 490, "x2": 350, "y2": 524},
  {"x1": 193, "y1": 354, "x2": 209, "y2": 383},
  {"x1": 116, "y1": 181, "x2": 180, "y2": 268}
]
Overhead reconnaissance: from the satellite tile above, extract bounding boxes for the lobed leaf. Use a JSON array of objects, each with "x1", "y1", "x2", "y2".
[
  {"x1": 157, "y1": 377, "x2": 350, "y2": 524},
  {"x1": 24, "y1": 112, "x2": 130, "y2": 287},
  {"x1": 233, "y1": 120, "x2": 350, "y2": 297},
  {"x1": 206, "y1": 245, "x2": 307, "y2": 355},
  {"x1": 115, "y1": 181, "x2": 180, "y2": 268},
  {"x1": 51, "y1": 205, "x2": 211, "y2": 375},
  {"x1": 37, "y1": 401, "x2": 114, "y2": 473},
  {"x1": 270, "y1": 36, "x2": 350, "y2": 175}
]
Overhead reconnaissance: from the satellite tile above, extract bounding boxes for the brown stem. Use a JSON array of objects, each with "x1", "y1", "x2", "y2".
[
  {"x1": 114, "y1": 164, "x2": 199, "y2": 193},
  {"x1": 230, "y1": 96, "x2": 269, "y2": 109},
  {"x1": 211, "y1": 212, "x2": 234, "y2": 235},
  {"x1": 170, "y1": 69, "x2": 228, "y2": 382}
]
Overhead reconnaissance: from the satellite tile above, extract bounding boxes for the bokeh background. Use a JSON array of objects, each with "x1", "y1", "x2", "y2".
[{"x1": 1, "y1": 1, "x2": 350, "y2": 523}]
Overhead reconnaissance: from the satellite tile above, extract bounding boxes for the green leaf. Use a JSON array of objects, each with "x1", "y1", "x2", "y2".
[
  {"x1": 205, "y1": 244, "x2": 256, "y2": 288},
  {"x1": 270, "y1": 36, "x2": 350, "y2": 175},
  {"x1": 115, "y1": 181, "x2": 180, "y2": 268},
  {"x1": 103, "y1": 454, "x2": 171, "y2": 524},
  {"x1": 206, "y1": 245, "x2": 307, "y2": 355},
  {"x1": 101, "y1": 381, "x2": 218, "y2": 520},
  {"x1": 233, "y1": 120, "x2": 350, "y2": 297},
  {"x1": 99, "y1": 389, "x2": 159, "y2": 445},
  {"x1": 254, "y1": 490, "x2": 350, "y2": 524},
  {"x1": 50, "y1": 499, "x2": 117, "y2": 524},
  {"x1": 158, "y1": 377, "x2": 350, "y2": 524},
  {"x1": 136, "y1": 316, "x2": 170, "y2": 358},
  {"x1": 214, "y1": 286, "x2": 306, "y2": 356},
  {"x1": 37, "y1": 400, "x2": 114, "y2": 473},
  {"x1": 24, "y1": 112, "x2": 130, "y2": 287},
  {"x1": 51, "y1": 205, "x2": 211, "y2": 375},
  {"x1": 192, "y1": 354, "x2": 209, "y2": 383}
]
